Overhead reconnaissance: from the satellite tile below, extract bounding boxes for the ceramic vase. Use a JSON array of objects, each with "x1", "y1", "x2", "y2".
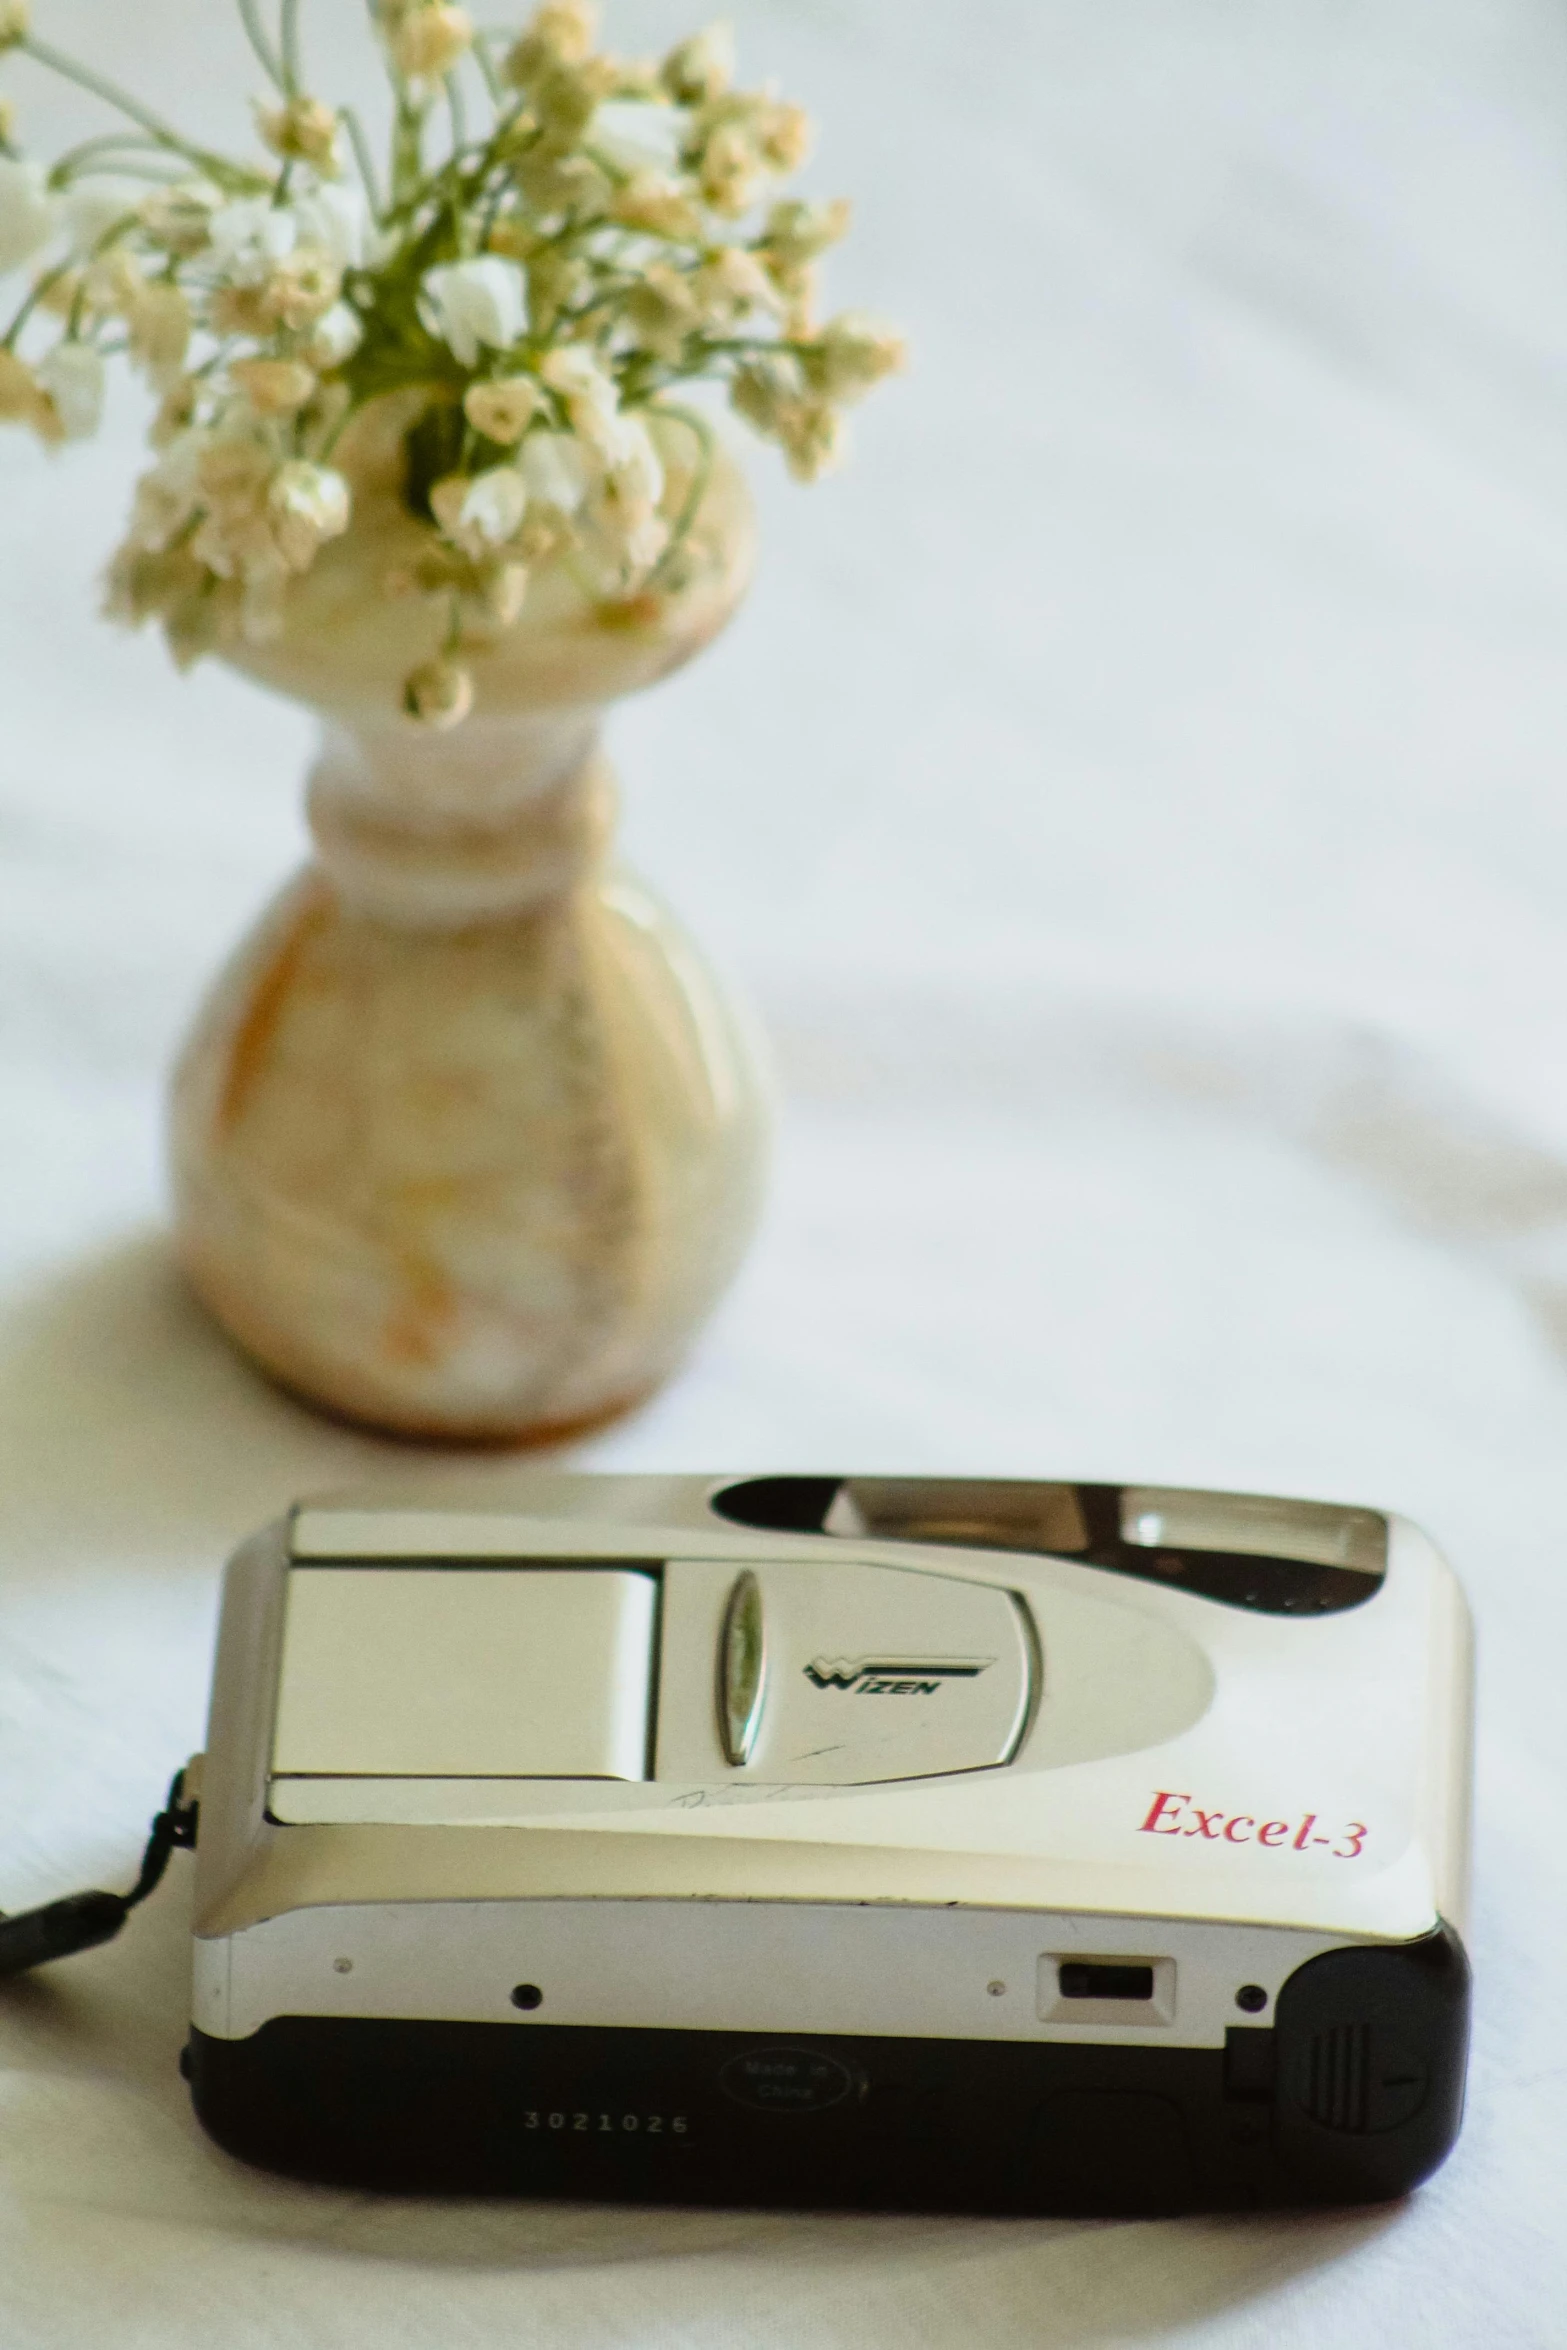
[{"x1": 169, "y1": 398, "x2": 770, "y2": 1443}]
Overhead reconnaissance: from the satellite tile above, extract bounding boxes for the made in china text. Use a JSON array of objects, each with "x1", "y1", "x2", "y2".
[{"x1": 1140, "y1": 1789, "x2": 1367, "y2": 1859}]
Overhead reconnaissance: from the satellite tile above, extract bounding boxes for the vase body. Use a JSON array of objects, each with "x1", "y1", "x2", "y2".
[{"x1": 168, "y1": 399, "x2": 769, "y2": 1442}]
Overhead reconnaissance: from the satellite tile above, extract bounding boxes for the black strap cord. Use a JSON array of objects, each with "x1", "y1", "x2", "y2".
[{"x1": 0, "y1": 1769, "x2": 197, "y2": 1979}]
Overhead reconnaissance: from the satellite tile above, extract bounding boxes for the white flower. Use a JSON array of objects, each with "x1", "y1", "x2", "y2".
[
  {"x1": 518, "y1": 428, "x2": 589, "y2": 513},
  {"x1": 60, "y1": 178, "x2": 146, "y2": 258},
  {"x1": 37, "y1": 341, "x2": 105, "y2": 439},
  {"x1": 208, "y1": 196, "x2": 296, "y2": 287},
  {"x1": 292, "y1": 184, "x2": 369, "y2": 273},
  {"x1": 601, "y1": 409, "x2": 664, "y2": 507},
  {"x1": 587, "y1": 100, "x2": 690, "y2": 177},
  {"x1": 306, "y1": 300, "x2": 364, "y2": 368},
  {"x1": 0, "y1": 158, "x2": 53, "y2": 277},
  {"x1": 430, "y1": 464, "x2": 528, "y2": 556},
  {"x1": 268, "y1": 459, "x2": 351, "y2": 571},
  {"x1": 418, "y1": 256, "x2": 527, "y2": 367}
]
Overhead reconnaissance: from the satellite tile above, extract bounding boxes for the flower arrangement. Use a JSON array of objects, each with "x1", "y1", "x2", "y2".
[{"x1": 0, "y1": 0, "x2": 903, "y2": 725}]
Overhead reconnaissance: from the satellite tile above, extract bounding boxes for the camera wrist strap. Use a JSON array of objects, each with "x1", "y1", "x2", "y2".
[{"x1": 0, "y1": 1769, "x2": 197, "y2": 1977}]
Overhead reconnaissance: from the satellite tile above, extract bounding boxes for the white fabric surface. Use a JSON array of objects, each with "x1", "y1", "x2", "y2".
[{"x1": 2, "y1": 0, "x2": 1565, "y2": 2340}]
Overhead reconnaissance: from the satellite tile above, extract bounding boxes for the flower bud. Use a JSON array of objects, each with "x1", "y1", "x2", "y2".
[
  {"x1": 759, "y1": 100, "x2": 810, "y2": 172},
  {"x1": 306, "y1": 301, "x2": 364, "y2": 369},
  {"x1": 777, "y1": 398, "x2": 845, "y2": 482},
  {"x1": 37, "y1": 341, "x2": 105, "y2": 440},
  {"x1": 479, "y1": 559, "x2": 530, "y2": 625},
  {"x1": 257, "y1": 96, "x2": 342, "y2": 175},
  {"x1": 0, "y1": 156, "x2": 52, "y2": 275},
  {"x1": 138, "y1": 180, "x2": 221, "y2": 258},
  {"x1": 263, "y1": 247, "x2": 342, "y2": 329},
  {"x1": 610, "y1": 171, "x2": 703, "y2": 241},
  {"x1": 588, "y1": 98, "x2": 688, "y2": 178},
  {"x1": 389, "y1": 3, "x2": 473, "y2": 84},
  {"x1": 129, "y1": 281, "x2": 192, "y2": 379},
  {"x1": 799, "y1": 311, "x2": 907, "y2": 402},
  {"x1": 762, "y1": 197, "x2": 850, "y2": 269},
  {"x1": 661, "y1": 23, "x2": 734, "y2": 105},
  {"x1": 502, "y1": 0, "x2": 596, "y2": 90},
  {"x1": 696, "y1": 122, "x2": 766, "y2": 218},
  {"x1": 80, "y1": 246, "x2": 144, "y2": 318},
  {"x1": 231, "y1": 356, "x2": 317, "y2": 415},
  {"x1": 0, "y1": 345, "x2": 56, "y2": 440},
  {"x1": 403, "y1": 656, "x2": 474, "y2": 729},
  {"x1": 463, "y1": 375, "x2": 544, "y2": 445},
  {"x1": 0, "y1": 0, "x2": 29, "y2": 53}
]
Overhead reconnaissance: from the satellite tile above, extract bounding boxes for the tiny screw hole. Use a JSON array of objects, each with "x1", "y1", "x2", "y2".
[
  {"x1": 987, "y1": 1979, "x2": 1007, "y2": 1997},
  {"x1": 333, "y1": 1957, "x2": 353, "y2": 1975},
  {"x1": 511, "y1": 1983, "x2": 544, "y2": 2011},
  {"x1": 1236, "y1": 1984, "x2": 1268, "y2": 2013}
]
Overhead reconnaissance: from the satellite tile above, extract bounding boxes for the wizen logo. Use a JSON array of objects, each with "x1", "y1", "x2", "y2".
[{"x1": 803, "y1": 1657, "x2": 994, "y2": 1697}]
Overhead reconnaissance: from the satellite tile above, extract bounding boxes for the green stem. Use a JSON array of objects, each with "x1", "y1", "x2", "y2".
[
  {"x1": 56, "y1": 154, "x2": 188, "y2": 185},
  {"x1": 235, "y1": 0, "x2": 287, "y2": 92},
  {"x1": 694, "y1": 335, "x2": 807, "y2": 360},
  {"x1": 385, "y1": 97, "x2": 530, "y2": 231},
  {"x1": 445, "y1": 69, "x2": 468, "y2": 165},
  {"x1": 317, "y1": 394, "x2": 362, "y2": 460},
  {"x1": 3, "y1": 258, "x2": 75, "y2": 351},
  {"x1": 391, "y1": 92, "x2": 426, "y2": 207},
  {"x1": 66, "y1": 207, "x2": 149, "y2": 337},
  {"x1": 280, "y1": 0, "x2": 304, "y2": 96},
  {"x1": 49, "y1": 131, "x2": 175, "y2": 182},
  {"x1": 643, "y1": 401, "x2": 714, "y2": 591},
  {"x1": 19, "y1": 34, "x2": 255, "y2": 183},
  {"x1": 340, "y1": 105, "x2": 384, "y2": 219},
  {"x1": 472, "y1": 36, "x2": 503, "y2": 105}
]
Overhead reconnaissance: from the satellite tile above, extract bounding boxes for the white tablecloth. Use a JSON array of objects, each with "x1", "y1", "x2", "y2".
[{"x1": 3, "y1": 1, "x2": 1564, "y2": 2341}]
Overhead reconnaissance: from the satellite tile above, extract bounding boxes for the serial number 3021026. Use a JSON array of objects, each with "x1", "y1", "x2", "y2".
[{"x1": 523, "y1": 2110, "x2": 690, "y2": 2136}]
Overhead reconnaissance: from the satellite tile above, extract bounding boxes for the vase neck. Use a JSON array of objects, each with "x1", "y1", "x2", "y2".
[{"x1": 305, "y1": 712, "x2": 612, "y2": 927}]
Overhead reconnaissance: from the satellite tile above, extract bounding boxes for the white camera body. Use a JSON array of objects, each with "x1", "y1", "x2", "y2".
[{"x1": 184, "y1": 1473, "x2": 1473, "y2": 2212}]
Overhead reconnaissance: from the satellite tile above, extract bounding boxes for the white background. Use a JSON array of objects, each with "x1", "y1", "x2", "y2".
[{"x1": 2, "y1": 2, "x2": 1565, "y2": 2342}]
